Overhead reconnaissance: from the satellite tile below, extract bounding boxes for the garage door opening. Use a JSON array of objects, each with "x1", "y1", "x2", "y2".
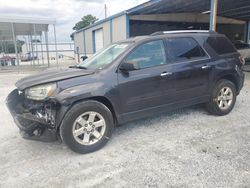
[{"x1": 93, "y1": 28, "x2": 104, "y2": 53}]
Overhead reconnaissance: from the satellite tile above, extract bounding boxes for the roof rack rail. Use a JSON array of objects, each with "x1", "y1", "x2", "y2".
[{"x1": 150, "y1": 30, "x2": 216, "y2": 36}]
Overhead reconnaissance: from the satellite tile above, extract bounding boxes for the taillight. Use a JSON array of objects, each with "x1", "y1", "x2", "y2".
[{"x1": 239, "y1": 55, "x2": 245, "y2": 65}]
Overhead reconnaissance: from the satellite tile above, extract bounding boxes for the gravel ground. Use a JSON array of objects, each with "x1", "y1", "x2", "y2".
[{"x1": 0, "y1": 71, "x2": 250, "y2": 188}]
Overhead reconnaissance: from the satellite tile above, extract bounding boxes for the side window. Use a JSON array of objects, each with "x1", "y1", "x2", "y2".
[
  {"x1": 125, "y1": 40, "x2": 167, "y2": 69},
  {"x1": 167, "y1": 37, "x2": 207, "y2": 62},
  {"x1": 207, "y1": 36, "x2": 236, "y2": 55}
]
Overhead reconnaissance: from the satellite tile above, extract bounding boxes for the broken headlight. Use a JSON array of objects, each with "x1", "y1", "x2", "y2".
[{"x1": 25, "y1": 83, "x2": 57, "y2": 101}]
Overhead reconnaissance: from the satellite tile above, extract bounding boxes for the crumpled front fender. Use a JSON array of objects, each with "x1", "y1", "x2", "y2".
[{"x1": 6, "y1": 89, "x2": 58, "y2": 142}]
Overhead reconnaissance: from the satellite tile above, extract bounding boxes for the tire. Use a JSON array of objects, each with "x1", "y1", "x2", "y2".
[
  {"x1": 60, "y1": 100, "x2": 114, "y2": 154},
  {"x1": 206, "y1": 79, "x2": 237, "y2": 116}
]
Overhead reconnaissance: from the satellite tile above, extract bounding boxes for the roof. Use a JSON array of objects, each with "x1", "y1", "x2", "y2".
[
  {"x1": 127, "y1": 0, "x2": 250, "y2": 21},
  {"x1": 150, "y1": 30, "x2": 216, "y2": 35},
  {"x1": 74, "y1": 0, "x2": 250, "y2": 35},
  {"x1": 0, "y1": 14, "x2": 56, "y2": 24},
  {"x1": 116, "y1": 30, "x2": 220, "y2": 44},
  {"x1": 0, "y1": 14, "x2": 56, "y2": 41}
]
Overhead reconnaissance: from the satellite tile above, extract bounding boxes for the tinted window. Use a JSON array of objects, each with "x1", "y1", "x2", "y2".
[
  {"x1": 207, "y1": 36, "x2": 236, "y2": 55},
  {"x1": 167, "y1": 38, "x2": 206, "y2": 62},
  {"x1": 125, "y1": 40, "x2": 167, "y2": 69}
]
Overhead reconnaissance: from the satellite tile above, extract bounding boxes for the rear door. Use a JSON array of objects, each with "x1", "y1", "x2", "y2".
[
  {"x1": 117, "y1": 39, "x2": 175, "y2": 115},
  {"x1": 166, "y1": 37, "x2": 212, "y2": 102}
]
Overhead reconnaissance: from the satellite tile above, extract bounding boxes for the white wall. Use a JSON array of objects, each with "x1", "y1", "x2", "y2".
[
  {"x1": 112, "y1": 14, "x2": 127, "y2": 42},
  {"x1": 74, "y1": 32, "x2": 84, "y2": 54},
  {"x1": 74, "y1": 13, "x2": 127, "y2": 56}
]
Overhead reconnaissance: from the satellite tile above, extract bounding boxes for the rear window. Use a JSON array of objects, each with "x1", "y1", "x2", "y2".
[
  {"x1": 206, "y1": 36, "x2": 236, "y2": 55},
  {"x1": 167, "y1": 37, "x2": 207, "y2": 62}
]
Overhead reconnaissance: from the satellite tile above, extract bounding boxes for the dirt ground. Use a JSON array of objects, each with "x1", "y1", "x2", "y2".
[{"x1": 0, "y1": 71, "x2": 250, "y2": 188}]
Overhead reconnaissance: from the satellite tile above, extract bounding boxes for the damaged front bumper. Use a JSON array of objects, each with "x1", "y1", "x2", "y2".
[{"x1": 6, "y1": 89, "x2": 59, "y2": 142}]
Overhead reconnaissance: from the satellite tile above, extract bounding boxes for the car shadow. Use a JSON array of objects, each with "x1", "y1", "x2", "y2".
[{"x1": 113, "y1": 104, "x2": 208, "y2": 137}]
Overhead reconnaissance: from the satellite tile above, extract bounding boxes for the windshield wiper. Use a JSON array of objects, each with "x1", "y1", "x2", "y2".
[{"x1": 69, "y1": 65, "x2": 87, "y2": 69}]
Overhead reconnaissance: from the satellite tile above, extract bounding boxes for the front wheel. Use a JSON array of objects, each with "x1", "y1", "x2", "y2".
[
  {"x1": 206, "y1": 79, "x2": 237, "y2": 116},
  {"x1": 60, "y1": 100, "x2": 114, "y2": 154}
]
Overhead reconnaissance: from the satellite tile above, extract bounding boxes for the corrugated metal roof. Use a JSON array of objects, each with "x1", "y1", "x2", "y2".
[
  {"x1": 127, "y1": 0, "x2": 250, "y2": 21},
  {"x1": 0, "y1": 14, "x2": 56, "y2": 40},
  {"x1": 0, "y1": 14, "x2": 56, "y2": 24},
  {"x1": 73, "y1": 0, "x2": 250, "y2": 34}
]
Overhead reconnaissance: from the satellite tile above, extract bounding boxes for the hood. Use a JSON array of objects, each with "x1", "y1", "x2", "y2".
[{"x1": 16, "y1": 68, "x2": 94, "y2": 90}]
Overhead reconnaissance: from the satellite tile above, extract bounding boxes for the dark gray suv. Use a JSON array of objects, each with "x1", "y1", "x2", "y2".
[{"x1": 7, "y1": 30, "x2": 245, "y2": 153}]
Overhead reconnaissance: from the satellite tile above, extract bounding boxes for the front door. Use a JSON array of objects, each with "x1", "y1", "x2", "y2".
[{"x1": 117, "y1": 39, "x2": 175, "y2": 116}]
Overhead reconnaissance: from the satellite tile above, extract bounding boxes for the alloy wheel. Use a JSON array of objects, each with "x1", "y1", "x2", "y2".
[
  {"x1": 217, "y1": 87, "x2": 233, "y2": 110},
  {"x1": 72, "y1": 111, "x2": 106, "y2": 145}
]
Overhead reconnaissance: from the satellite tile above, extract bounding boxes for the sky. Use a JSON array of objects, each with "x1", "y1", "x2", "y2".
[{"x1": 0, "y1": 0, "x2": 148, "y2": 42}]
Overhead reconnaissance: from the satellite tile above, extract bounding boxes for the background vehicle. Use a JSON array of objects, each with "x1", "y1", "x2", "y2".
[
  {"x1": 234, "y1": 41, "x2": 250, "y2": 65},
  {"x1": 7, "y1": 30, "x2": 245, "y2": 154},
  {"x1": 20, "y1": 52, "x2": 37, "y2": 62},
  {"x1": 0, "y1": 55, "x2": 16, "y2": 66}
]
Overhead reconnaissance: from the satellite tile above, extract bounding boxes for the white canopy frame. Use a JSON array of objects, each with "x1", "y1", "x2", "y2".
[{"x1": 0, "y1": 15, "x2": 58, "y2": 71}]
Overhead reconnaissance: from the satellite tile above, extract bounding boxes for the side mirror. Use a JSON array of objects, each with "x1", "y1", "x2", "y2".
[{"x1": 119, "y1": 62, "x2": 137, "y2": 74}]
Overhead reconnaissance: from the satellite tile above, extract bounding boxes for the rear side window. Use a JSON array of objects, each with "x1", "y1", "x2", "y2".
[
  {"x1": 167, "y1": 37, "x2": 207, "y2": 62},
  {"x1": 206, "y1": 36, "x2": 236, "y2": 55}
]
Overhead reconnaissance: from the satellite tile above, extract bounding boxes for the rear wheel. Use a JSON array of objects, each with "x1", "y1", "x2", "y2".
[
  {"x1": 60, "y1": 100, "x2": 114, "y2": 154},
  {"x1": 206, "y1": 79, "x2": 237, "y2": 116}
]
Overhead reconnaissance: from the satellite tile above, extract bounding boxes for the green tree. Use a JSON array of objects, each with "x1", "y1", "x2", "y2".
[
  {"x1": 70, "y1": 14, "x2": 98, "y2": 40},
  {"x1": 73, "y1": 14, "x2": 98, "y2": 30}
]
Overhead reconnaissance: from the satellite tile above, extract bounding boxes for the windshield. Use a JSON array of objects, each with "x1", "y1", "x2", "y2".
[{"x1": 79, "y1": 43, "x2": 130, "y2": 70}]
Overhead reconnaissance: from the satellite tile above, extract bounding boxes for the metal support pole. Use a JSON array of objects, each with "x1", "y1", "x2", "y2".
[
  {"x1": 3, "y1": 39, "x2": 6, "y2": 54},
  {"x1": 23, "y1": 36, "x2": 28, "y2": 53},
  {"x1": 28, "y1": 35, "x2": 31, "y2": 53},
  {"x1": 4, "y1": 39, "x2": 7, "y2": 54},
  {"x1": 40, "y1": 33, "x2": 44, "y2": 65},
  {"x1": 11, "y1": 23, "x2": 19, "y2": 72},
  {"x1": 33, "y1": 24, "x2": 39, "y2": 65},
  {"x1": 45, "y1": 31, "x2": 50, "y2": 67},
  {"x1": 244, "y1": 23, "x2": 248, "y2": 43},
  {"x1": 28, "y1": 35, "x2": 32, "y2": 65},
  {"x1": 105, "y1": 4, "x2": 107, "y2": 18},
  {"x1": 209, "y1": 0, "x2": 218, "y2": 31},
  {"x1": 248, "y1": 21, "x2": 250, "y2": 44},
  {"x1": 53, "y1": 24, "x2": 58, "y2": 69},
  {"x1": 30, "y1": 34, "x2": 35, "y2": 65},
  {"x1": 0, "y1": 40, "x2": 3, "y2": 53}
]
